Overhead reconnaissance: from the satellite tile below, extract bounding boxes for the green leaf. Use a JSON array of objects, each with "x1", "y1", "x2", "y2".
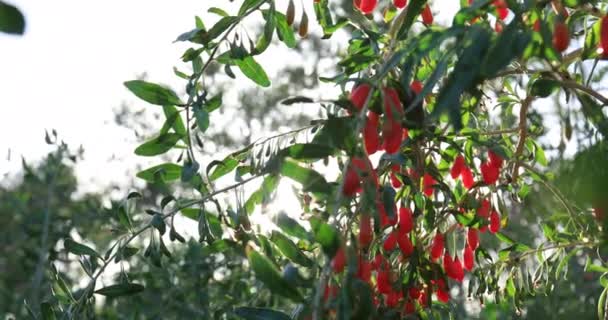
[
  {"x1": 40, "y1": 302, "x2": 56, "y2": 320},
  {"x1": 234, "y1": 307, "x2": 291, "y2": 320},
  {"x1": 312, "y1": 117, "x2": 358, "y2": 152},
  {"x1": 239, "y1": 0, "x2": 266, "y2": 16},
  {"x1": 397, "y1": 0, "x2": 427, "y2": 40},
  {"x1": 281, "y1": 96, "x2": 314, "y2": 105},
  {"x1": 94, "y1": 283, "x2": 144, "y2": 297},
  {"x1": 584, "y1": 19, "x2": 602, "y2": 60},
  {"x1": 204, "y1": 16, "x2": 238, "y2": 44},
  {"x1": 161, "y1": 105, "x2": 187, "y2": 140},
  {"x1": 270, "y1": 231, "x2": 313, "y2": 267},
  {"x1": 116, "y1": 205, "x2": 132, "y2": 230},
  {"x1": 274, "y1": 12, "x2": 296, "y2": 48},
  {"x1": 124, "y1": 80, "x2": 182, "y2": 106},
  {"x1": 0, "y1": 1, "x2": 25, "y2": 35},
  {"x1": 532, "y1": 140, "x2": 548, "y2": 167},
  {"x1": 234, "y1": 55, "x2": 271, "y2": 87},
  {"x1": 480, "y1": 22, "x2": 531, "y2": 78},
  {"x1": 279, "y1": 159, "x2": 331, "y2": 195},
  {"x1": 578, "y1": 93, "x2": 608, "y2": 137},
  {"x1": 194, "y1": 107, "x2": 210, "y2": 133},
  {"x1": 495, "y1": 232, "x2": 516, "y2": 245},
  {"x1": 530, "y1": 78, "x2": 560, "y2": 98},
  {"x1": 204, "y1": 94, "x2": 223, "y2": 113},
  {"x1": 247, "y1": 249, "x2": 303, "y2": 301},
  {"x1": 134, "y1": 133, "x2": 182, "y2": 156},
  {"x1": 245, "y1": 174, "x2": 280, "y2": 214},
  {"x1": 255, "y1": 3, "x2": 275, "y2": 54},
  {"x1": 208, "y1": 156, "x2": 240, "y2": 181},
  {"x1": 136, "y1": 163, "x2": 182, "y2": 182},
  {"x1": 151, "y1": 214, "x2": 167, "y2": 235},
  {"x1": 64, "y1": 239, "x2": 99, "y2": 258},
  {"x1": 310, "y1": 218, "x2": 340, "y2": 257},
  {"x1": 274, "y1": 212, "x2": 310, "y2": 240},
  {"x1": 599, "y1": 286, "x2": 608, "y2": 320},
  {"x1": 208, "y1": 7, "x2": 229, "y2": 17}
]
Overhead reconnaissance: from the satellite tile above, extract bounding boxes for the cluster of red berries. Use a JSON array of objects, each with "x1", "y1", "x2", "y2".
[{"x1": 353, "y1": 0, "x2": 433, "y2": 25}]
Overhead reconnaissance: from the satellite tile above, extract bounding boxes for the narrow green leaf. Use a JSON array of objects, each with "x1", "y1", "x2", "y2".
[
  {"x1": 279, "y1": 159, "x2": 331, "y2": 195},
  {"x1": 124, "y1": 80, "x2": 182, "y2": 106},
  {"x1": 239, "y1": 0, "x2": 266, "y2": 16},
  {"x1": 94, "y1": 283, "x2": 144, "y2": 297},
  {"x1": 274, "y1": 212, "x2": 310, "y2": 240},
  {"x1": 40, "y1": 302, "x2": 56, "y2": 320},
  {"x1": 134, "y1": 133, "x2": 182, "y2": 156},
  {"x1": 194, "y1": 107, "x2": 210, "y2": 133},
  {"x1": 255, "y1": 3, "x2": 275, "y2": 54},
  {"x1": 310, "y1": 218, "x2": 340, "y2": 257},
  {"x1": 270, "y1": 231, "x2": 313, "y2": 267},
  {"x1": 247, "y1": 249, "x2": 303, "y2": 301},
  {"x1": 234, "y1": 55, "x2": 271, "y2": 87},
  {"x1": 64, "y1": 239, "x2": 99, "y2": 258},
  {"x1": 209, "y1": 156, "x2": 239, "y2": 181},
  {"x1": 274, "y1": 12, "x2": 296, "y2": 48},
  {"x1": 136, "y1": 163, "x2": 182, "y2": 182},
  {"x1": 280, "y1": 143, "x2": 335, "y2": 160},
  {"x1": 281, "y1": 96, "x2": 314, "y2": 105},
  {"x1": 208, "y1": 7, "x2": 229, "y2": 17},
  {"x1": 0, "y1": 2, "x2": 25, "y2": 35}
]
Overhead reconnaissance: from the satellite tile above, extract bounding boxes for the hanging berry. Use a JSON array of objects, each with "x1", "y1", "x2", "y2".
[
  {"x1": 390, "y1": 164, "x2": 402, "y2": 188},
  {"x1": 423, "y1": 173, "x2": 436, "y2": 197},
  {"x1": 383, "y1": 230, "x2": 399, "y2": 251},
  {"x1": 600, "y1": 15, "x2": 608, "y2": 56},
  {"x1": 393, "y1": 0, "x2": 407, "y2": 9},
  {"x1": 494, "y1": 0, "x2": 508, "y2": 20},
  {"x1": 489, "y1": 210, "x2": 501, "y2": 233},
  {"x1": 553, "y1": 19, "x2": 570, "y2": 53},
  {"x1": 359, "y1": 214, "x2": 373, "y2": 247},
  {"x1": 397, "y1": 230, "x2": 414, "y2": 257},
  {"x1": 350, "y1": 84, "x2": 372, "y2": 112},
  {"x1": 331, "y1": 246, "x2": 346, "y2": 273},
  {"x1": 355, "y1": 0, "x2": 377, "y2": 14},
  {"x1": 450, "y1": 154, "x2": 465, "y2": 179},
  {"x1": 421, "y1": 4, "x2": 433, "y2": 25},
  {"x1": 430, "y1": 233, "x2": 445, "y2": 261},
  {"x1": 399, "y1": 206, "x2": 414, "y2": 233},
  {"x1": 480, "y1": 161, "x2": 499, "y2": 185},
  {"x1": 463, "y1": 244, "x2": 475, "y2": 271},
  {"x1": 461, "y1": 165, "x2": 475, "y2": 189},
  {"x1": 467, "y1": 228, "x2": 479, "y2": 250},
  {"x1": 364, "y1": 112, "x2": 380, "y2": 154}
]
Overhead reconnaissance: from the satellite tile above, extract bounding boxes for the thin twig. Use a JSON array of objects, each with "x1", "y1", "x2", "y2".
[{"x1": 560, "y1": 79, "x2": 608, "y2": 106}]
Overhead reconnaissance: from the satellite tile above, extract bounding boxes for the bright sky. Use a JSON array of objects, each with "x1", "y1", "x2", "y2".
[{"x1": 0, "y1": 0, "x2": 460, "y2": 193}]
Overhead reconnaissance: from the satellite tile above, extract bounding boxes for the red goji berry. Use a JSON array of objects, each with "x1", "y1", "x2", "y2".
[
  {"x1": 467, "y1": 228, "x2": 479, "y2": 250},
  {"x1": 553, "y1": 20, "x2": 570, "y2": 53},
  {"x1": 463, "y1": 244, "x2": 474, "y2": 271},
  {"x1": 480, "y1": 161, "x2": 499, "y2": 185},
  {"x1": 421, "y1": 4, "x2": 433, "y2": 25},
  {"x1": 359, "y1": 214, "x2": 373, "y2": 247},
  {"x1": 601, "y1": 15, "x2": 608, "y2": 56},
  {"x1": 489, "y1": 210, "x2": 501, "y2": 233},
  {"x1": 393, "y1": 0, "x2": 407, "y2": 9},
  {"x1": 430, "y1": 233, "x2": 444, "y2": 261},
  {"x1": 450, "y1": 154, "x2": 465, "y2": 179},
  {"x1": 350, "y1": 84, "x2": 371, "y2": 112},
  {"x1": 461, "y1": 165, "x2": 475, "y2": 189},
  {"x1": 364, "y1": 112, "x2": 380, "y2": 154},
  {"x1": 331, "y1": 246, "x2": 346, "y2": 273}
]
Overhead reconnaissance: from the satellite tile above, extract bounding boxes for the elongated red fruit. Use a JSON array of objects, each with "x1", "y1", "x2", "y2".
[
  {"x1": 494, "y1": 0, "x2": 508, "y2": 20},
  {"x1": 421, "y1": 4, "x2": 433, "y2": 25},
  {"x1": 480, "y1": 161, "x2": 499, "y2": 185},
  {"x1": 386, "y1": 289, "x2": 402, "y2": 307},
  {"x1": 477, "y1": 199, "x2": 491, "y2": 218},
  {"x1": 553, "y1": 20, "x2": 570, "y2": 53},
  {"x1": 357, "y1": 255, "x2": 372, "y2": 282},
  {"x1": 436, "y1": 286, "x2": 450, "y2": 303},
  {"x1": 404, "y1": 300, "x2": 415, "y2": 314},
  {"x1": 383, "y1": 230, "x2": 399, "y2": 251},
  {"x1": 399, "y1": 206, "x2": 413, "y2": 233},
  {"x1": 331, "y1": 247, "x2": 346, "y2": 273},
  {"x1": 377, "y1": 268, "x2": 392, "y2": 294},
  {"x1": 534, "y1": 19, "x2": 541, "y2": 32},
  {"x1": 323, "y1": 284, "x2": 339, "y2": 302},
  {"x1": 430, "y1": 233, "x2": 444, "y2": 261},
  {"x1": 359, "y1": 214, "x2": 373, "y2": 247},
  {"x1": 383, "y1": 87, "x2": 404, "y2": 121},
  {"x1": 463, "y1": 245, "x2": 474, "y2": 271},
  {"x1": 397, "y1": 230, "x2": 414, "y2": 257},
  {"x1": 452, "y1": 256, "x2": 465, "y2": 282},
  {"x1": 350, "y1": 84, "x2": 371, "y2": 112},
  {"x1": 410, "y1": 80, "x2": 423, "y2": 94},
  {"x1": 364, "y1": 112, "x2": 380, "y2": 154},
  {"x1": 355, "y1": 0, "x2": 377, "y2": 14},
  {"x1": 443, "y1": 252, "x2": 454, "y2": 277},
  {"x1": 467, "y1": 228, "x2": 479, "y2": 250},
  {"x1": 488, "y1": 150, "x2": 503, "y2": 169},
  {"x1": 342, "y1": 157, "x2": 369, "y2": 196},
  {"x1": 382, "y1": 118, "x2": 402, "y2": 154},
  {"x1": 409, "y1": 286, "x2": 421, "y2": 299},
  {"x1": 601, "y1": 15, "x2": 608, "y2": 56},
  {"x1": 393, "y1": 0, "x2": 407, "y2": 9},
  {"x1": 423, "y1": 173, "x2": 436, "y2": 197},
  {"x1": 489, "y1": 210, "x2": 501, "y2": 233},
  {"x1": 390, "y1": 164, "x2": 402, "y2": 188},
  {"x1": 461, "y1": 165, "x2": 475, "y2": 189},
  {"x1": 451, "y1": 154, "x2": 465, "y2": 179}
]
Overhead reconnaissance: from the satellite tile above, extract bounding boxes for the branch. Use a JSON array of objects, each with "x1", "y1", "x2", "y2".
[{"x1": 560, "y1": 79, "x2": 608, "y2": 106}]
